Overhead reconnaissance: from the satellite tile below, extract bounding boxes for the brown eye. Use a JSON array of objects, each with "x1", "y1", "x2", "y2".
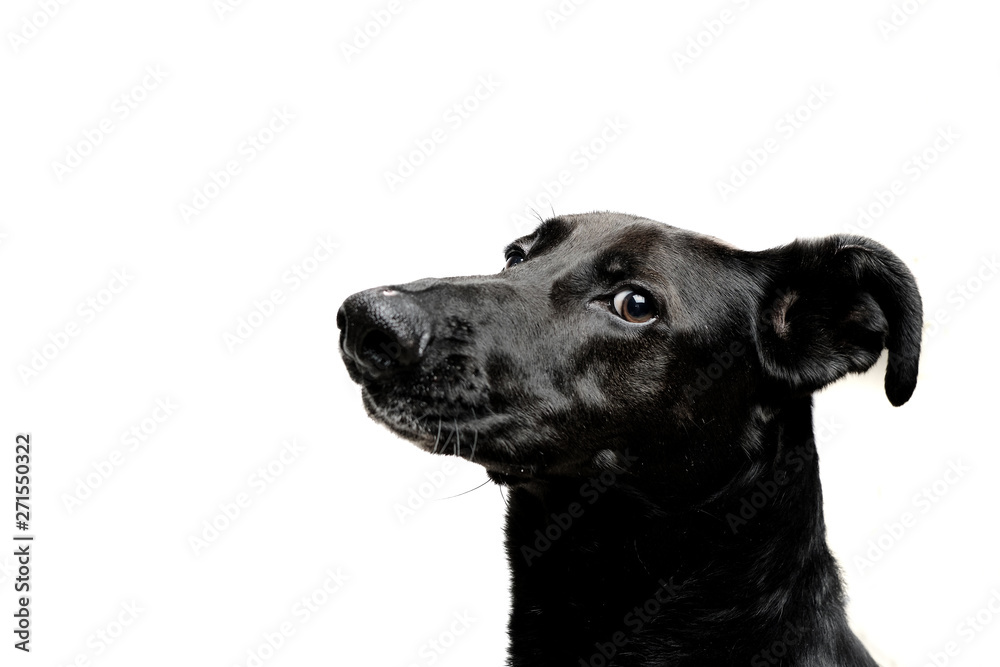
[
  {"x1": 504, "y1": 252, "x2": 525, "y2": 270},
  {"x1": 612, "y1": 289, "x2": 655, "y2": 323}
]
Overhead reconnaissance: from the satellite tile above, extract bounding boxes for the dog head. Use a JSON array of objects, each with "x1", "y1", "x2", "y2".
[{"x1": 338, "y1": 212, "x2": 921, "y2": 490}]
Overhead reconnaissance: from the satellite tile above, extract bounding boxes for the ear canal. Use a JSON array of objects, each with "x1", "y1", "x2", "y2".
[{"x1": 839, "y1": 238, "x2": 923, "y2": 405}]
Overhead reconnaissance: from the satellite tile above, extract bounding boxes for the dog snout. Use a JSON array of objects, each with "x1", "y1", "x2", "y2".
[{"x1": 337, "y1": 288, "x2": 431, "y2": 376}]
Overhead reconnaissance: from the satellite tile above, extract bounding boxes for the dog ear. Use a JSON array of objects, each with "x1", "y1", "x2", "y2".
[{"x1": 755, "y1": 235, "x2": 922, "y2": 406}]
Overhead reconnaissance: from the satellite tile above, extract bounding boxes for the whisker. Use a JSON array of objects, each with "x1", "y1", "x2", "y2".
[
  {"x1": 439, "y1": 427, "x2": 454, "y2": 454},
  {"x1": 438, "y1": 478, "x2": 491, "y2": 500},
  {"x1": 453, "y1": 419, "x2": 460, "y2": 457},
  {"x1": 432, "y1": 418, "x2": 442, "y2": 454}
]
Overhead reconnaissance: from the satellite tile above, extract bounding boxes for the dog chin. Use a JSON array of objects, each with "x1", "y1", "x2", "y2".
[
  {"x1": 359, "y1": 391, "x2": 549, "y2": 476},
  {"x1": 362, "y1": 390, "x2": 479, "y2": 450}
]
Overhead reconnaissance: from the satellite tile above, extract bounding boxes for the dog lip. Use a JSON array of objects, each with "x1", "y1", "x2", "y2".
[
  {"x1": 374, "y1": 410, "x2": 495, "y2": 461},
  {"x1": 393, "y1": 412, "x2": 493, "y2": 439},
  {"x1": 362, "y1": 394, "x2": 500, "y2": 449},
  {"x1": 359, "y1": 389, "x2": 570, "y2": 477}
]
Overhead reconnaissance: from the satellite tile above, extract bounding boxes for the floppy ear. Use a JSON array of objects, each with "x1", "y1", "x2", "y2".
[{"x1": 755, "y1": 235, "x2": 922, "y2": 406}]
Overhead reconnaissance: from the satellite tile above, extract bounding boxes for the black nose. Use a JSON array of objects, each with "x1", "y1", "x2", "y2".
[{"x1": 337, "y1": 288, "x2": 430, "y2": 376}]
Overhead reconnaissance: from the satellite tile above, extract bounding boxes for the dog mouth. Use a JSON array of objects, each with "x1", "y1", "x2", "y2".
[
  {"x1": 337, "y1": 285, "x2": 569, "y2": 477},
  {"x1": 378, "y1": 406, "x2": 486, "y2": 459},
  {"x1": 349, "y1": 366, "x2": 557, "y2": 476},
  {"x1": 362, "y1": 383, "x2": 471, "y2": 440},
  {"x1": 345, "y1": 352, "x2": 497, "y2": 456}
]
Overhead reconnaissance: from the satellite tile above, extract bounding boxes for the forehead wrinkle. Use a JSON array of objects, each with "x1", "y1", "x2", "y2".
[
  {"x1": 600, "y1": 223, "x2": 694, "y2": 320},
  {"x1": 518, "y1": 214, "x2": 749, "y2": 329},
  {"x1": 543, "y1": 222, "x2": 684, "y2": 315},
  {"x1": 602, "y1": 223, "x2": 673, "y2": 279},
  {"x1": 507, "y1": 217, "x2": 574, "y2": 259},
  {"x1": 652, "y1": 230, "x2": 756, "y2": 329}
]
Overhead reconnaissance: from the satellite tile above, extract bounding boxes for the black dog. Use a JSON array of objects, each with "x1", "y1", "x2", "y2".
[{"x1": 338, "y1": 212, "x2": 921, "y2": 666}]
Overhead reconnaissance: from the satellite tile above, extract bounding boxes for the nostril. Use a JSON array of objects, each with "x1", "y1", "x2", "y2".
[
  {"x1": 359, "y1": 329, "x2": 401, "y2": 370},
  {"x1": 339, "y1": 289, "x2": 428, "y2": 375}
]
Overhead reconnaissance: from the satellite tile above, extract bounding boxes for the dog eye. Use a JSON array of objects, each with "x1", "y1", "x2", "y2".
[
  {"x1": 504, "y1": 252, "x2": 525, "y2": 270},
  {"x1": 612, "y1": 289, "x2": 655, "y2": 323}
]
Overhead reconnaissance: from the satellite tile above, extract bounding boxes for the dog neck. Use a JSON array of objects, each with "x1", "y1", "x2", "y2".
[{"x1": 500, "y1": 397, "x2": 872, "y2": 666}]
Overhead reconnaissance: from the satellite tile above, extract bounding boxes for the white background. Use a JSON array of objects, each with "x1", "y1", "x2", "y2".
[{"x1": 1, "y1": 1, "x2": 999, "y2": 665}]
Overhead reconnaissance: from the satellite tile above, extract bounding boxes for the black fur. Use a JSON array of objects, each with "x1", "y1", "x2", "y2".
[{"x1": 337, "y1": 212, "x2": 922, "y2": 666}]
